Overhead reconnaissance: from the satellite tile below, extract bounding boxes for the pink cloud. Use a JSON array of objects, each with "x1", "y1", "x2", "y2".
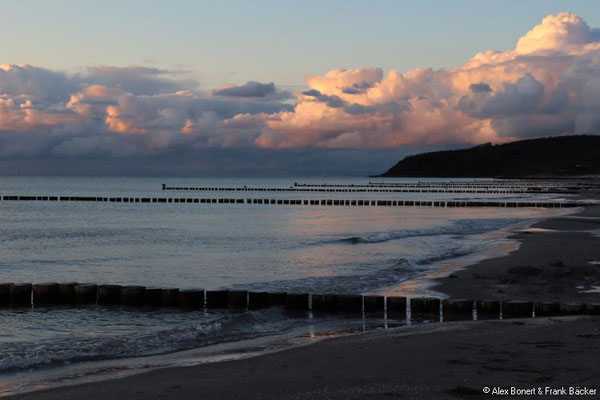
[
  {"x1": 0, "y1": 96, "x2": 80, "y2": 132},
  {"x1": 255, "y1": 12, "x2": 600, "y2": 149},
  {"x1": 1, "y1": 12, "x2": 600, "y2": 159}
]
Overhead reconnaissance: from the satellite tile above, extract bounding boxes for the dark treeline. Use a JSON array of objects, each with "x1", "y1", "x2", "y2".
[{"x1": 378, "y1": 135, "x2": 600, "y2": 178}]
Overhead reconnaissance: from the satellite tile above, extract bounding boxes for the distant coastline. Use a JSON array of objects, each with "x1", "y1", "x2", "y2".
[{"x1": 376, "y1": 135, "x2": 600, "y2": 178}]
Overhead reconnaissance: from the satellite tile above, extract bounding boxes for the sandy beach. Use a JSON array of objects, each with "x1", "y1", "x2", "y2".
[
  {"x1": 434, "y1": 205, "x2": 600, "y2": 302},
  {"x1": 12, "y1": 317, "x2": 600, "y2": 400},
  {"x1": 12, "y1": 205, "x2": 600, "y2": 400}
]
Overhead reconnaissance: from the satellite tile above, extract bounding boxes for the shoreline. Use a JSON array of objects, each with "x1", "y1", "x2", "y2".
[
  {"x1": 380, "y1": 207, "x2": 572, "y2": 298},
  {"x1": 433, "y1": 204, "x2": 600, "y2": 302},
  {"x1": 13, "y1": 316, "x2": 600, "y2": 399},
  {"x1": 10, "y1": 203, "x2": 600, "y2": 399}
]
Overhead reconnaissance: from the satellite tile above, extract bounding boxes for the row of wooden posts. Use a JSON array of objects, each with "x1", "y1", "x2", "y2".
[
  {"x1": 299, "y1": 182, "x2": 584, "y2": 189},
  {"x1": 0, "y1": 195, "x2": 582, "y2": 208},
  {"x1": 161, "y1": 185, "x2": 576, "y2": 195},
  {"x1": 1, "y1": 283, "x2": 598, "y2": 319},
  {"x1": 294, "y1": 183, "x2": 590, "y2": 191}
]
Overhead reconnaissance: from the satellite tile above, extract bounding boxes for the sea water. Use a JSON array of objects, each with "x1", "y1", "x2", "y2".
[{"x1": 0, "y1": 176, "x2": 583, "y2": 395}]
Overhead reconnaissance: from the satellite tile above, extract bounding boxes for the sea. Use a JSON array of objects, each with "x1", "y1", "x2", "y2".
[{"x1": 0, "y1": 176, "x2": 589, "y2": 395}]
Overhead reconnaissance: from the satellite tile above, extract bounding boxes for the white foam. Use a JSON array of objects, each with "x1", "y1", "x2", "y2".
[{"x1": 579, "y1": 285, "x2": 600, "y2": 294}]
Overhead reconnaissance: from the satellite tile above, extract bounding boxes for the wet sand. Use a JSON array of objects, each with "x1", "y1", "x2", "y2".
[
  {"x1": 13, "y1": 317, "x2": 600, "y2": 400},
  {"x1": 13, "y1": 205, "x2": 600, "y2": 400},
  {"x1": 434, "y1": 205, "x2": 600, "y2": 302}
]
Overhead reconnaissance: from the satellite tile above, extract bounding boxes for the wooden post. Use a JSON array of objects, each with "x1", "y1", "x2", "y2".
[
  {"x1": 206, "y1": 290, "x2": 229, "y2": 308},
  {"x1": 336, "y1": 295, "x2": 362, "y2": 313},
  {"x1": 442, "y1": 299, "x2": 473, "y2": 320},
  {"x1": 363, "y1": 295, "x2": 384, "y2": 314},
  {"x1": 33, "y1": 283, "x2": 60, "y2": 306},
  {"x1": 161, "y1": 288, "x2": 180, "y2": 307},
  {"x1": 584, "y1": 303, "x2": 600, "y2": 315},
  {"x1": 534, "y1": 302, "x2": 560, "y2": 317},
  {"x1": 0, "y1": 283, "x2": 13, "y2": 306},
  {"x1": 476, "y1": 300, "x2": 500, "y2": 318},
  {"x1": 178, "y1": 289, "x2": 205, "y2": 309},
  {"x1": 312, "y1": 294, "x2": 337, "y2": 313},
  {"x1": 9, "y1": 283, "x2": 32, "y2": 307},
  {"x1": 98, "y1": 285, "x2": 122, "y2": 305},
  {"x1": 121, "y1": 286, "x2": 146, "y2": 306},
  {"x1": 387, "y1": 296, "x2": 407, "y2": 319},
  {"x1": 285, "y1": 293, "x2": 309, "y2": 311},
  {"x1": 57, "y1": 282, "x2": 77, "y2": 305},
  {"x1": 74, "y1": 284, "x2": 97, "y2": 305},
  {"x1": 144, "y1": 288, "x2": 162, "y2": 306},
  {"x1": 267, "y1": 292, "x2": 286, "y2": 306},
  {"x1": 503, "y1": 301, "x2": 533, "y2": 318},
  {"x1": 228, "y1": 290, "x2": 248, "y2": 309},
  {"x1": 410, "y1": 298, "x2": 440, "y2": 320},
  {"x1": 559, "y1": 302, "x2": 586, "y2": 315},
  {"x1": 248, "y1": 292, "x2": 269, "y2": 309}
]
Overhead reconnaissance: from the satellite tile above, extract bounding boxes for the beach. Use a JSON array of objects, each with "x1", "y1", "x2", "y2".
[
  {"x1": 434, "y1": 205, "x2": 600, "y2": 302},
  {"x1": 12, "y1": 204, "x2": 600, "y2": 399},
  {"x1": 12, "y1": 317, "x2": 600, "y2": 400}
]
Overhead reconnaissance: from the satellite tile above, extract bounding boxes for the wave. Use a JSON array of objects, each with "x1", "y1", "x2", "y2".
[
  {"x1": 337, "y1": 218, "x2": 526, "y2": 245},
  {"x1": 0, "y1": 309, "x2": 292, "y2": 373},
  {"x1": 415, "y1": 248, "x2": 475, "y2": 265},
  {"x1": 238, "y1": 219, "x2": 518, "y2": 294}
]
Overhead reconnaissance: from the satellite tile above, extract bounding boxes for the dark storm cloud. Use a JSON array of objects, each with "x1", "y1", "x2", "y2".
[
  {"x1": 342, "y1": 81, "x2": 376, "y2": 94},
  {"x1": 213, "y1": 81, "x2": 285, "y2": 98},
  {"x1": 469, "y1": 82, "x2": 492, "y2": 93},
  {"x1": 302, "y1": 89, "x2": 345, "y2": 108}
]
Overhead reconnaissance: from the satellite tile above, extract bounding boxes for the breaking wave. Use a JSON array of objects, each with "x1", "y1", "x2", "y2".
[{"x1": 338, "y1": 218, "x2": 526, "y2": 244}]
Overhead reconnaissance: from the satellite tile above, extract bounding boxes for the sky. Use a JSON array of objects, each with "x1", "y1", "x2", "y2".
[{"x1": 1, "y1": 1, "x2": 600, "y2": 176}]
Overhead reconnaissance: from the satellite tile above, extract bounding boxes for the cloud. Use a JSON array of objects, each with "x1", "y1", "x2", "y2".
[
  {"x1": 79, "y1": 65, "x2": 194, "y2": 95},
  {"x1": 0, "y1": 66, "x2": 292, "y2": 158},
  {"x1": 1, "y1": 11, "x2": 600, "y2": 170},
  {"x1": 0, "y1": 64, "x2": 76, "y2": 102},
  {"x1": 254, "y1": 12, "x2": 600, "y2": 148},
  {"x1": 469, "y1": 82, "x2": 492, "y2": 93},
  {"x1": 301, "y1": 89, "x2": 345, "y2": 108},
  {"x1": 214, "y1": 81, "x2": 279, "y2": 98},
  {"x1": 62, "y1": 89, "x2": 292, "y2": 154},
  {"x1": 515, "y1": 13, "x2": 600, "y2": 55},
  {"x1": 460, "y1": 73, "x2": 545, "y2": 118}
]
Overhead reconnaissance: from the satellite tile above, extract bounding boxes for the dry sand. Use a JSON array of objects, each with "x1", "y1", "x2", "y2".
[{"x1": 12, "y1": 205, "x2": 600, "y2": 399}]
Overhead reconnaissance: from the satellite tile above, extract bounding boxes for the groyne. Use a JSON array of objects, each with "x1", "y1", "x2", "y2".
[
  {"x1": 0, "y1": 195, "x2": 587, "y2": 208},
  {"x1": 161, "y1": 185, "x2": 579, "y2": 195},
  {"x1": 1, "y1": 283, "x2": 598, "y2": 320}
]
